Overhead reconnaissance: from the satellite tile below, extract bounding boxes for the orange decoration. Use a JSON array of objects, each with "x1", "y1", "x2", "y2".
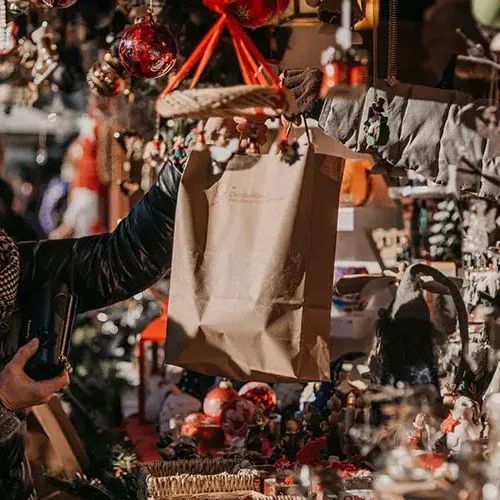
[
  {"x1": 341, "y1": 160, "x2": 372, "y2": 207},
  {"x1": 203, "y1": 381, "x2": 239, "y2": 422},
  {"x1": 414, "y1": 453, "x2": 446, "y2": 473}
]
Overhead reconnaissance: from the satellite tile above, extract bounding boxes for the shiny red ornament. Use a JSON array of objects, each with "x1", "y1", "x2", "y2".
[
  {"x1": 229, "y1": 0, "x2": 290, "y2": 28},
  {"x1": 220, "y1": 397, "x2": 256, "y2": 437},
  {"x1": 203, "y1": 0, "x2": 290, "y2": 28},
  {"x1": 119, "y1": 13, "x2": 177, "y2": 79},
  {"x1": 203, "y1": 381, "x2": 238, "y2": 422},
  {"x1": 42, "y1": 0, "x2": 78, "y2": 7},
  {"x1": 238, "y1": 382, "x2": 277, "y2": 415}
]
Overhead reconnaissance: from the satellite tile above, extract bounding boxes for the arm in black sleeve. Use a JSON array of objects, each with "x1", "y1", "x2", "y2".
[{"x1": 17, "y1": 162, "x2": 181, "y2": 313}]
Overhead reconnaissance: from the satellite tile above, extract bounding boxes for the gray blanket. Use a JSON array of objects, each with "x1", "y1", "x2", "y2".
[{"x1": 319, "y1": 79, "x2": 500, "y2": 200}]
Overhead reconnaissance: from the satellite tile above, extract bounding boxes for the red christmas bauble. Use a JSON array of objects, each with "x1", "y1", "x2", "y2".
[
  {"x1": 229, "y1": 0, "x2": 290, "y2": 28},
  {"x1": 220, "y1": 397, "x2": 256, "y2": 437},
  {"x1": 203, "y1": 381, "x2": 238, "y2": 422},
  {"x1": 203, "y1": 0, "x2": 290, "y2": 28},
  {"x1": 119, "y1": 14, "x2": 177, "y2": 79},
  {"x1": 238, "y1": 382, "x2": 277, "y2": 415},
  {"x1": 42, "y1": 0, "x2": 78, "y2": 7}
]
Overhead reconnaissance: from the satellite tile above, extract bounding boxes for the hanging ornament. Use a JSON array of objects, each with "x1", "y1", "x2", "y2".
[
  {"x1": 203, "y1": 380, "x2": 238, "y2": 422},
  {"x1": 41, "y1": 0, "x2": 78, "y2": 8},
  {"x1": 220, "y1": 397, "x2": 256, "y2": 437},
  {"x1": 319, "y1": 46, "x2": 349, "y2": 98},
  {"x1": 18, "y1": 37, "x2": 36, "y2": 70},
  {"x1": 203, "y1": 0, "x2": 290, "y2": 28},
  {"x1": 0, "y1": 0, "x2": 18, "y2": 57},
  {"x1": 141, "y1": 118, "x2": 167, "y2": 190},
  {"x1": 35, "y1": 128, "x2": 48, "y2": 166},
  {"x1": 239, "y1": 382, "x2": 277, "y2": 416},
  {"x1": 7, "y1": 1, "x2": 31, "y2": 16},
  {"x1": 31, "y1": 22, "x2": 59, "y2": 86},
  {"x1": 118, "y1": 11, "x2": 177, "y2": 79},
  {"x1": 87, "y1": 61, "x2": 126, "y2": 97}
]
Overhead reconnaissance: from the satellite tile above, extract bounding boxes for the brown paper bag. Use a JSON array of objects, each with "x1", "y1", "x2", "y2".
[{"x1": 166, "y1": 137, "x2": 344, "y2": 382}]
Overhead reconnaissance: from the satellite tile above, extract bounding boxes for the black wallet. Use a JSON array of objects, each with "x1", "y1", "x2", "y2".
[{"x1": 21, "y1": 281, "x2": 78, "y2": 381}]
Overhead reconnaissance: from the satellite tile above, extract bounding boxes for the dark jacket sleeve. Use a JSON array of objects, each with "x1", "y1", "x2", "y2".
[{"x1": 17, "y1": 163, "x2": 181, "y2": 313}]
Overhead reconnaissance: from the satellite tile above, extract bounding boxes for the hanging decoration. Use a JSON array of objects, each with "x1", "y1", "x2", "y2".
[
  {"x1": 203, "y1": 0, "x2": 290, "y2": 29},
  {"x1": 118, "y1": 10, "x2": 177, "y2": 79},
  {"x1": 41, "y1": 0, "x2": 78, "y2": 8},
  {"x1": 87, "y1": 61, "x2": 125, "y2": 97},
  {"x1": 87, "y1": 39, "x2": 133, "y2": 99},
  {"x1": 318, "y1": 0, "x2": 369, "y2": 99},
  {"x1": 7, "y1": 0, "x2": 30, "y2": 16},
  {"x1": 0, "y1": 0, "x2": 18, "y2": 56},
  {"x1": 141, "y1": 115, "x2": 167, "y2": 190},
  {"x1": 31, "y1": 22, "x2": 59, "y2": 85},
  {"x1": 156, "y1": 1, "x2": 287, "y2": 119}
]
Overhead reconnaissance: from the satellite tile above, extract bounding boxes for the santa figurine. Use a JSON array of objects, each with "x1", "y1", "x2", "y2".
[
  {"x1": 442, "y1": 395, "x2": 482, "y2": 455},
  {"x1": 50, "y1": 101, "x2": 107, "y2": 239}
]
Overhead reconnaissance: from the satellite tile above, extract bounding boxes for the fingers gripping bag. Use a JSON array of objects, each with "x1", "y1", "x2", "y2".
[{"x1": 165, "y1": 133, "x2": 345, "y2": 382}]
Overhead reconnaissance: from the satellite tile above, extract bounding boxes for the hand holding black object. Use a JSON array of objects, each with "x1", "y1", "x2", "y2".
[{"x1": 0, "y1": 339, "x2": 69, "y2": 411}]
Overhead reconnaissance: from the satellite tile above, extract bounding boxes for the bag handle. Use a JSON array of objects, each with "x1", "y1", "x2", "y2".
[{"x1": 280, "y1": 116, "x2": 313, "y2": 147}]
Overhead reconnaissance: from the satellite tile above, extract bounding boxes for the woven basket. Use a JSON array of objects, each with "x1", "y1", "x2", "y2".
[
  {"x1": 156, "y1": 85, "x2": 286, "y2": 120},
  {"x1": 162, "y1": 494, "x2": 306, "y2": 500},
  {"x1": 137, "y1": 459, "x2": 263, "y2": 500}
]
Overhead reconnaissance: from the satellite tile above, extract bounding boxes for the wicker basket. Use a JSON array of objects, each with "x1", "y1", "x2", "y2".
[
  {"x1": 161, "y1": 494, "x2": 306, "y2": 500},
  {"x1": 137, "y1": 459, "x2": 263, "y2": 500},
  {"x1": 156, "y1": 85, "x2": 286, "y2": 120}
]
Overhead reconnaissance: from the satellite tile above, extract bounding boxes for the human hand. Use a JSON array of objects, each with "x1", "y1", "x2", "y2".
[
  {"x1": 281, "y1": 66, "x2": 323, "y2": 123},
  {"x1": 0, "y1": 339, "x2": 70, "y2": 411}
]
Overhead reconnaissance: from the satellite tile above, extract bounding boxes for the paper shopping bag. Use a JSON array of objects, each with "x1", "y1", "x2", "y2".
[{"x1": 166, "y1": 138, "x2": 344, "y2": 382}]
